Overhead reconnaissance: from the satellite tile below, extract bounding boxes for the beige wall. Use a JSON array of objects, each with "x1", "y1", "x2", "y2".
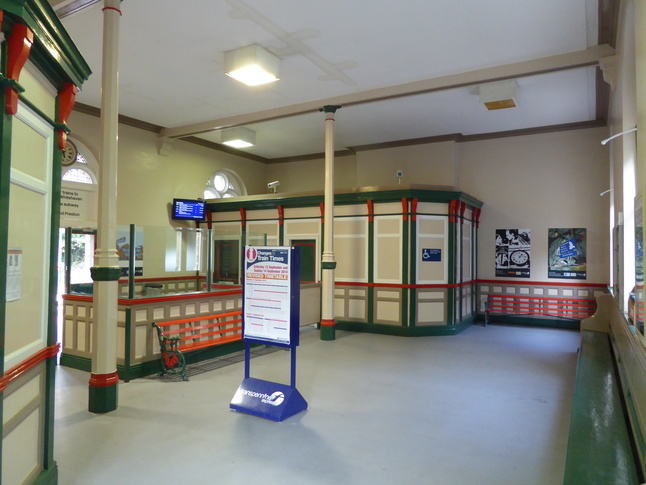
[
  {"x1": 459, "y1": 128, "x2": 610, "y2": 282},
  {"x1": 67, "y1": 111, "x2": 269, "y2": 228},
  {"x1": 356, "y1": 141, "x2": 458, "y2": 187},
  {"x1": 68, "y1": 113, "x2": 610, "y2": 285},
  {"x1": 266, "y1": 153, "x2": 357, "y2": 193}
]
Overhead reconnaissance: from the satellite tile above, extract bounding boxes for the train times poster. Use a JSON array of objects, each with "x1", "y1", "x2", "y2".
[
  {"x1": 495, "y1": 229, "x2": 531, "y2": 277},
  {"x1": 548, "y1": 228, "x2": 586, "y2": 279}
]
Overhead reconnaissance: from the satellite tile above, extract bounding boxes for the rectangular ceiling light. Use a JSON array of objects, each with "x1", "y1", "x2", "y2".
[
  {"x1": 224, "y1": 44, "x2": 280, "y2": 86},
  {"x1": 221, "y1": 127, "x2": 256, "y2": 148},
  {"x1": 479, "y1": 80, "x2": 518, "y2": 110}
]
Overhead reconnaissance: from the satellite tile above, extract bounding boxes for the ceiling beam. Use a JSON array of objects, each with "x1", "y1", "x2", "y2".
[
  {"x1": 52, "y1": 0, "x2": 101, "y2": 19},
  {"x1": 160, "y1": 44, "x2": 615, "y2": 140}
]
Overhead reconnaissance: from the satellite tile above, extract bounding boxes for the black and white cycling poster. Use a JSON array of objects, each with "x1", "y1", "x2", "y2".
[
  {"x1": 548, "y1": 228, "x2": 586, "y2": 279},
  {"x1": 495, "y1": 229, "x2": 531, "y2": 277}
]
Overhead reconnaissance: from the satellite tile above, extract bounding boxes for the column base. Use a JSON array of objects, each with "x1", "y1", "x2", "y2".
[
  {"x1": 320, "y1": 319, "x2": 336, "y2": 341},
  {"x1": 88, "y1": 372, "x2": 119, "y2": 413}
]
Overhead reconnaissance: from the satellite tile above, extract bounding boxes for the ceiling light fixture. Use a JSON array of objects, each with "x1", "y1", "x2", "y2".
[
  {"x1": 221, "y1": 127, "x2": 256, "y2": 148},
  {"x1": 224, "y1": 44, "x2": 280, "y2": 86},
  {"x1": 479, "y1": 80, "x2": 518, "y2": 110}
]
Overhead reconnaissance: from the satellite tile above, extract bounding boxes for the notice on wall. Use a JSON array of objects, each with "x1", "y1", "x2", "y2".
[
  {"x1": 495, "y1": 229, "x2": 531, "y2": 278},
  {"x1": 548, "y1": 228, "x2": 586, "y2": 279},
  {"x1": 243, "y1": 246, "x2": 292, "y2": 345},
  {"x1": 6, "y1": 248, "x2": 22, "y2": 302},
  {"x1": 60, "y1": 188, "x2": 86, "y2": 220}
]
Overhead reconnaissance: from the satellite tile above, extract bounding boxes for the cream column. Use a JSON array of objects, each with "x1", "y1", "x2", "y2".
[
  {"x1": 89, "y1": 0, "x2": 122, "y2": 413},
  {"x1": 319, "y1": 105, "x2": 341, "y2": 341}
]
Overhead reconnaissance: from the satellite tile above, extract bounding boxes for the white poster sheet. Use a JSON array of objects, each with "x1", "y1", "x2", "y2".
[{"x1": 243, "y1": 246, "x2": 291, "y2": 345}]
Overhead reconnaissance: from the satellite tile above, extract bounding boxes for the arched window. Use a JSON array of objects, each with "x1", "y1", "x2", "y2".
[
  {"x1": 204, "y1": 169, "x2": 247, "y2": 199},
  {"x1": 62, "y1": 141, "x2": 97, "y2": 184},
  {"x1": 62, "y1": 168, "x2": 94, "y2": 184}
]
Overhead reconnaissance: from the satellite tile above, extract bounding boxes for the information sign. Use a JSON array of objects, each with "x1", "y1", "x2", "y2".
[
  {"x1": 243, "y1": 246, "x2": 299, "y2": 347},
  {"x1": 231, "y1": 246, "x2": 307, "y2": 421}
]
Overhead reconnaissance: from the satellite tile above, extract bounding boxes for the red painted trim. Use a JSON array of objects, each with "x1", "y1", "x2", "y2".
[
  {"x1": 320, "y1": 203, "x2": 325, "y2": 224},
  {"x1": 320, "y1": 319, "x2": 336, "y2": 327},
  {"x1": 449, "y1": 200, "x2": 459, "y2": 223},
  {"x1": 89, "y1": 371, "x2": 119, "y2": 388},
  {"x1": 206, "y1": 209, "x2": 212, "y2": 229},
  {"x1": 102, "y1": 6, "x2": 122, "y2": 15},
  {"x1": 472, "y1": 207, "x2": 482, "y2": 228},
  {"x1": 63, "y1": 289, "x2": 243, "y2": 305},
  {"x1": 334, "y1": 281, "x2": 476, "y2": 289},
  {"x1": 402, "y1": 198, "x2": 408, "y2": 222},
  {"x1": 57, "y1": 83, "x2": 77, "y2": 149},
  {"x1": 366, "y1": 200, "x2": 374, "y2": 222},
  {"x1": 118, "y1": 276, "x2": 203, "y2": 283},
  {"x1": 477, "y1": 279, "x2": 608, "y2": 288},
  {"x1": 156, "y1": 310, "x2": 242, "y2": 328},
  {"x1": 0, "y1": 344, "x2": 60, "y2": 393},
  {"x1": 278, "y1": 205, "x2": 284, "y2": 226},
  {"x1": 487, "y1": 294, "x2": 596, "y2": 303},
  {"x1": 0, "y1": 11, "x2": 4, "y2": 29},
  {"x1": 239, "y1": 208, "x2": 246, "y2": 227},
  {"x1": 411, "y1": 198, "x2": 418, "y2": 221},
  {"x1": 5, "y1": 23, "x2": 34, "y2": 115},
  {"x1": 460, "y1": 202, "x2": 467, "y2": 224}
]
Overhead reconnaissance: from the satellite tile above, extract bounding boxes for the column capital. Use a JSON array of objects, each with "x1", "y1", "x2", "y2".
[{"x1": 319, "y1": 105, "x2": 342, "y2": 114}]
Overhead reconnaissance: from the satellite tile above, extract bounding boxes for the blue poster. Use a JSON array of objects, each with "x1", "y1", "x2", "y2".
[{"x1": 548, "y1": 228, "x2": 586, "y2": 279}]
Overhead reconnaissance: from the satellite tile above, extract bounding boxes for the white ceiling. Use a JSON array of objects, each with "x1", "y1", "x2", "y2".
[{"x1": 51, "y1": 0, "x2": 614, "y2": 161}]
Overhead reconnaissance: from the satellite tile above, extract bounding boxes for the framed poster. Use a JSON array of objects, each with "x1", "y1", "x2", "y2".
[
  {"x1": 495, "y1": 229, "x2": 531, "y2": 277},
  {"x1": 548, "y1": 228, "x2": 586, "y2": 279}
]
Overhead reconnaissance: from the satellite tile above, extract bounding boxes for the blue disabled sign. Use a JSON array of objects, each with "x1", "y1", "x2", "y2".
[{"x1": 230, "y1": 246, "x2": 307, "y2": 422}]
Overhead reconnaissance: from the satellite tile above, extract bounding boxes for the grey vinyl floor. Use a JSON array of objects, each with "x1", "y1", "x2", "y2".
[{"x1": 54, "y1": 323, "x2": 580, "y2": 485}]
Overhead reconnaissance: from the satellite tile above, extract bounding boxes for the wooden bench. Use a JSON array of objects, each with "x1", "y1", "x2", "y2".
[
  {"x1": 484, "y1": 294, "x2": 596, "y2": 326},
  {"x1": 151, "y1": 310, "x2": 243, "y2": 381},
  {"x1": 562, "y1": 330, "x2": 641, "y2": 484}
]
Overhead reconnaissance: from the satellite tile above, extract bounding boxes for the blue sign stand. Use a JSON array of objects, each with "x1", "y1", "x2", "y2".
[{"x1": 230, "y1": 246, "x2": 308, "y2": 422}]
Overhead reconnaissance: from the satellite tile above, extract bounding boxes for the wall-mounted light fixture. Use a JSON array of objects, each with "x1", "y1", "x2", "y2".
[
  {"x1": 601, "y1": 127, "x2": 637, "y2": 145},
  {"x1": 224, "y1": 44, "x2": 280, "y2": 86},
  {"x1": 479, "y1": 79, "x2": 518, "y2": 110},
  {"x1": 221, "y1": 127, "x2": 256, "y2": 148}
]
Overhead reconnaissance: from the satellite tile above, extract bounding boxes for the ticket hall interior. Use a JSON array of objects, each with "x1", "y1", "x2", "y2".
[{"x1": 1, "y1": 1, "x2": 645, "y2": 484}]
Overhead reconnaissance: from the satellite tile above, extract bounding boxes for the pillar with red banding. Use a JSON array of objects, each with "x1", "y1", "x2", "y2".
[{"x1": 319, "y1": 105, "x2": 341, "y2": 340}]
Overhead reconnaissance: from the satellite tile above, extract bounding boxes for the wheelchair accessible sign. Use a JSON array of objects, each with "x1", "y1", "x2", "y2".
[{"x1": 422, "y1": 248, "x2": 442, "y2": 262}]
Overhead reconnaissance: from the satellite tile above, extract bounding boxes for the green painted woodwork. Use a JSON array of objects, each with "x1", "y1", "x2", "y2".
[
  {"x1": 292, "y1": 240, "x2": 316, "y2": 283},
  {"x1": 206, "y1": 187, "x2": 483, "y2": 214},
  {"x1": 336, "y1": 319, "x2": 473, "y2": 337},
  {"x1": 405, "y1": 210, "x2": 412, "y2": 327},
  {"x1": 123, "y1": 309, "x2": 132, "y2": 381},
  {"x1": 321, "y1": 261, "x2": 336, "y2": 269},
  {"x1": 90, "y1": 266, "x2": 121, "y2": 281},
  {"x1": 563, "y1": 330, "x2": 640, "y2": 485},
  {"x1": 0, "y1": 0, "x2": 92, "y2": 88},
  {"x1": 447, "y1": 219, "x2": 456, "y2": 324},
  {"x1": 367, "y1": 214, "x2": 374, "y2": 324},
  {"x1": 476, "y1": 314, "x2": 580, "y2": 330},
  {"x1": 61, "y1": 340, "x2": 249, "y2": 381},
  {"x1": 30, "y1": 464, "x2": 57, "y2": 485},
  {"x1": 88, "y1": 384, "x2": 118, "y2": 414},
  {"x1": 59, "y1": 353, "x2": 92, "y2": 372},
  {"x1": 320, "y1": 325, "x2": 335, "y2": 340},
  {"x1": 128, "y1": 224, "x2": 136, "y2": 298}
]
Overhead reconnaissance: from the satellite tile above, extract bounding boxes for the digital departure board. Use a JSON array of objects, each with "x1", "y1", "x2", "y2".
[{"x1": 171, "y1": 198, "x2": 206, "y2": 221}]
